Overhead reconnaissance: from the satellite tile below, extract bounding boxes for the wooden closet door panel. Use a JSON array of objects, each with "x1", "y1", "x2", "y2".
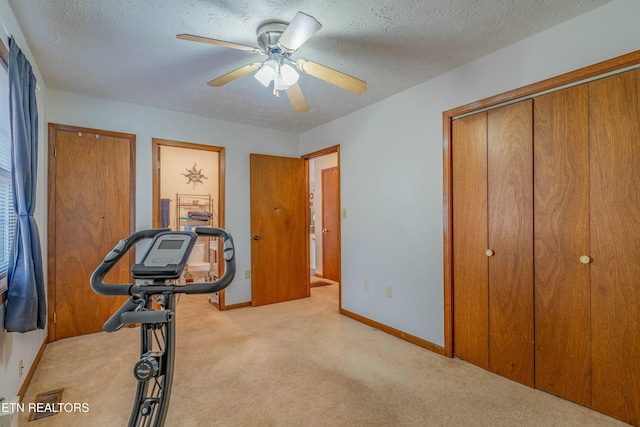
[
  {"x1": 487, "y1": 100, "x2": 534, "y2": 387},
  {"x1": 54, "y1": 131, "x2": 131, "y2": 340},
  {"x1": 533, "y1": 86, "x2": 591, "y2": 406},
  {"x1": 452, "y1": 112, "x2": 489, "y2": 369},
  {"x1": 589, "y1": 68, "x2": 640, "y2": 425}
]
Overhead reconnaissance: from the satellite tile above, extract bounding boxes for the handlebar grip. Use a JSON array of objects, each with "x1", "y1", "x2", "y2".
[
  {"x1": 121, "y1": 310, "x2": 174, "y2": 325},
  {"x1": 183, "y1": 227, "x2": 236, "y2": 294},
  {"x1": 193, "y1": 226, "x2": 233, "y2": 241},
  {"x1": 104, "y1": 297, "x2": 142, "y2": 332},
  {"x1": 90, "y1": 228, "x2": 170, "y2": 296}
]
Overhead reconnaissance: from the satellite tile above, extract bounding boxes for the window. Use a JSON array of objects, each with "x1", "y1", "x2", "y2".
[{"x1": 0, "y1": 42, "x2": 14, "y2": 294}]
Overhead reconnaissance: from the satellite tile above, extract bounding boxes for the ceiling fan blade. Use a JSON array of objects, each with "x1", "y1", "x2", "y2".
[
  {"x1": 296, "y1": 59, "x2": 366, "y2": 95},
  {"x1": 278, "y1": 12, "x2": 322, "y2": 52},
  {"x1": 285, "y1": 83, "x2": 309, "y2": 112},
  {"x1": 207, "y1": 63, "x2": 262, "y2": 87},
  {"x1": 177, "y1": 34, "x2": 259, "y2": 53}
]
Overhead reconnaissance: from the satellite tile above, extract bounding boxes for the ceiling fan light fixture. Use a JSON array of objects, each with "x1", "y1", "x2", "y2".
[
  {"x1": 273, "y1": 72, "x2": 290, "y2": 91},
  {"x1": 280, "y1": 63, "x2": 299, "y2": 86},
  {"x1": 254, "y1": 60, "x2": 277, "y2": 87},
  {"x1": 255, "y1": 56, "x2": 299, "y2": 93}
]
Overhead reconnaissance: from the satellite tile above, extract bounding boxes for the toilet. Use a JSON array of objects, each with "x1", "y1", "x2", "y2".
[{"x1": 187, "y1": 243, "x2": 210, "y2": 282}]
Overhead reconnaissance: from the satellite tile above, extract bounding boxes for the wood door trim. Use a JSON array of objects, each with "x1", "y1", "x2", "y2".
[
  {"x1": 446, "y1": 50, "x2": 640, "y2": 119},
  {"x1": 47, "y1": 123, "x2": 136, "y2": 342},
  {"x1": 151, "y1": 138, "x2": 226, "y2": 308},
  {"x1": 302, "y1": 144, "x2": 340, "y2": 160},
  {"x1": 301, "y1": 145, "x2": 341, "y2": 311},
  {"x1": 442, "y1": 49, "x2": 640, "y2": 357}
]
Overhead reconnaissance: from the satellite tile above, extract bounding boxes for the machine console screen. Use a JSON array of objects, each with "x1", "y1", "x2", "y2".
[
  {"x1": 158, "y1": 239, "x2": 184, "y2": 250},
  {"x1": 131, "y1": 231, "x2": 197, "y2": 280},
  {"x1": 142, "y1": 233, "x2": 195, "y2": 268}
]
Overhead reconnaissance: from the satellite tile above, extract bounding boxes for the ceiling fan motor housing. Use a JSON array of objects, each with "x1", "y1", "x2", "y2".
[{"x1": 257, "y1": 22, "x2": 288, "y2": 53}]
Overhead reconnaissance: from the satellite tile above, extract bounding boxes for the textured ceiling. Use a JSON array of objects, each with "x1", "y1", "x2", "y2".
[{"x1": 9, "y1": 0, "x2": 612, "y2": 133}]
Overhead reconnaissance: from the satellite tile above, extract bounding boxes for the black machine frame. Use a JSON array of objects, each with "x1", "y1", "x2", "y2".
[{"x1": 90, "y1": 227, "x2": 236, "y2": 427}]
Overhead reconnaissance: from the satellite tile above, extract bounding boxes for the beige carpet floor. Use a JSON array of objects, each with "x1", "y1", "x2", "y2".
[
  {"x1": 20, "y1": 285, "x2": 628, "y2": 426},
  {"x1": 309, "y1": 275, "x2": 338, "y2": 287}
]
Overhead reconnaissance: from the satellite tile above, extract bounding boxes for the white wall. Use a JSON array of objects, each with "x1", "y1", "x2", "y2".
[
  {"x1": 45, "y1": 90, "x2": 299, "y2": 305},
  {"x1": 0, "y1": 0, "x2": 48, "y2": 403},
  {"x1": 300, "y1": 0, "x2": 640, "y2": 346}
]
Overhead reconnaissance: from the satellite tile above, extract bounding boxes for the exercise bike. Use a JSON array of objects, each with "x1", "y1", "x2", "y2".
[{"x1": 90, "y1": 227, "x2": 236, "y2": 427}]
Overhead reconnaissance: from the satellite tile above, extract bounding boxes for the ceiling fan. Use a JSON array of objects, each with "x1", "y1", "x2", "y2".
[{"x1": 177, "y1": 11, "x2": 367, "y2": 112}]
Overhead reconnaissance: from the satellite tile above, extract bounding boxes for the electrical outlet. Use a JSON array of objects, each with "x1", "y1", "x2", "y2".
[
  {"x1": 244, "y1": 270, "x2": 251, "y2": 279},
  {"x1": 19, "y1": 359, "x2": 24, "y2": 377},
  {"x1": 364, "y1": 280, "x2": 369, "y2": 291},
  {"x1": 385, "y1": 285, "x2": 392, "y2": 298},
  {"x1": 342, "y1": 209, "x2": 347, "y2": 219}
]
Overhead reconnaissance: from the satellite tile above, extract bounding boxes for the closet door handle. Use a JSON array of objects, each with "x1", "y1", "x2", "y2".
[
  {"x1": 580, "y1": 255, "x2": 591, "y2": 264},
  {"x1": 486, "y1": 249, "x2": 494, "y2": 257}
]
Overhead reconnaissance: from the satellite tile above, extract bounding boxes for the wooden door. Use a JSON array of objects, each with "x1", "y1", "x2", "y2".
[
  {"x1": 321, "y1": 167, "x2": 340, "y2": 282},
  {"x1": 533, "y1": 86, "x2": 591, "y2": 405},
  {"x1": 452, "y1": 111, "x2": 489, "y2": 369},
  {"x1": 589, "y1": 68, "x2": 640, "y2": 425},
  {"x1": 50, "y1": 126, "x2": 134, "y2": 340},
  {"x1": 487, "y1": 100, "x2": 534, "y2": 387},
  {"x1": 250, "y1": 154, "x2": 308, "y2": 306}
]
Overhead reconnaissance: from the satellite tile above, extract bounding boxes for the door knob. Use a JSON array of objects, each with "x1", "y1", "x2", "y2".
[
  {"x1": 252, "y1": 235, "x2": 260, "y2": 240},
  {"x1": 322, "y1": 229, "x2": 329, "y2": 233},
  {"x1": 486, "y1": 249, "x2": 494, "y2": 257},
  {"x1": 580, "y1": 255, "x2": 591, "y2": 264}
]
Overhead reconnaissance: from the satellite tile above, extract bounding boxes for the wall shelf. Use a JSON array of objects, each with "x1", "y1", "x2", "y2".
[{"x1": 176, "y1": 193, "x2": 219, "y2": 279}]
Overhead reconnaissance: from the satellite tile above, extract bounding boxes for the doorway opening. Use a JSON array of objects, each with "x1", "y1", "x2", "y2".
[
  {"x1": 303, "y1": 146, "x2": 341, "y2": 309},
  {"x1": 151, "y1": 138, "x2": 227, "y2": 309}
]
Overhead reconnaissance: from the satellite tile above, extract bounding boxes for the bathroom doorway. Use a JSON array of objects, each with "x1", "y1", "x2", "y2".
[
  {"x1": 303, "y1": 146, "x2": 341, "y2": 307},
  {"x1": 151, "y1": 138, "x2": 227, "y2": 308}
]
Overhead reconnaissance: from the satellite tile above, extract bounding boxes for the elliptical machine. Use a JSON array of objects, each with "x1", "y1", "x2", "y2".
[{"x1": 90, "y1": 227, "x2": 236, "y2": 427}]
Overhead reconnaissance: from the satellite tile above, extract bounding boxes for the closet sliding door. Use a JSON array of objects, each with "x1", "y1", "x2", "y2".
[
  {"x1": 486, "y1": 100, "x2": 534, "y2": 387},
  {"x1": 450, "y1": 62, "x2": 640, "y2": 426},
  {"x1": 533, "y1": 85, "x2": 591, "y2": 406},
  {"x1": 452, "y1": 100, "x2": 534, "y2": 387},
  {"x1": 589, "y1": 68, "x2": 640, "y2": 425},
  {"x1": 452, "y1": 112, "x2": 489, "y2": 369}
]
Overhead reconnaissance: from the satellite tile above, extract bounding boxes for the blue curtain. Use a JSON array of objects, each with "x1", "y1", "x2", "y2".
[{"x1": 4, "y1": 37, "x2": 45, "y2": 332}]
